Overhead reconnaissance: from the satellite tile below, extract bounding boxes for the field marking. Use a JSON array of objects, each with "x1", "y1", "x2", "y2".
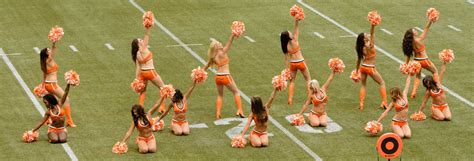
[
  {"x1": 381, "y1": 28, "x2": 393, "y2": 35},
  {"x1": 244, "y1": 36, "x2": 256, "y2": 42},
  {"x1": 0, "y1": 48, "x2": 78, "y2": 161},
  {"x1": 468, "y1": 0, "x2": 474, "y2": 4},
  {"x1": 447, "y1": 25, "x2": 462, "y2": 32},
  {"x1": 415, "y1": 27, "x2": 423, "y2": 32},
  {"x1": 209, "y1": 38, "x2": 217, "y2": 42},
  {"x1": 188, "y1": 123, "x2": 209, "y2": 128},
  {"x1": 5, "y1": 53, "x2": 23, "y2": 56},
  {"x1": 128, "y1": 0, "x2": 322, "y2": 160},
  {"x1": 166, "y1": 43, "x2": 203, "y2": 47},
  {"x1": 339, "y1": 35, "x2": 356, "y2": 38},
  {"x1": 298, "y1": 0, "x2": 474, "y2": 108},
  {"x1": 33, "y1": 47, "x2": 40, "y2": 54},
  {"x1": 285, "y1": 114, "x2": 343, "y2": 134},
  {"x1": 68, "y1": 45, "x2": 78, "y2": 52},
  {"x1": 104, "y1": 43, "x2": 115, "y2": 50},
  {"x1": 313, "y1": 32, "x2": 325, "y2": 39},
  {"x1": 214, "y1": 118, "x2": 274, "y2": 139}
]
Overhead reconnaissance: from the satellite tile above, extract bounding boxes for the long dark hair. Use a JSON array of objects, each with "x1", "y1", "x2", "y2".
[
  {"x1": 251, "y1": 97, "x2": 268, "y2": 123},
  {"x1": 43, "y1": 94, "x2": 58, "y2": 109},
  {"x1": 131, "y1": 104, "x2": 150, "y2": 127},
  {"x1": 280, "y1": 31, "x2": 291, "y2": 54},
  {"x1": 131, "y1": 39, "x2": 139, "y2": 64},
  {"x1": 422, "y1": 75, "x2": 439, "y2": 91},
  {"x1": 40, "y1": 48, "x2": 49, "y2": 73},
  {"x1": 402, "y1": 29, "x2": 414, "y2": 59},
  {"x1": 355, "y1": 33, "x2": 365, "y2": 59},
  {"x1": 172, "y1": 89, "x2": 183, "y2": 103}
]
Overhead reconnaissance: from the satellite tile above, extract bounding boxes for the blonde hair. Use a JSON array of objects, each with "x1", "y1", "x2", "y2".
[
  {"x1": 207, "y1": 40, "x2": 219, "y2": 68},
  {"x1": 309, "y1": 79, "x2": 321, "y2": 93},
  {"x1": 390, "y1": 87, "x2": 402, "y2": 102}
]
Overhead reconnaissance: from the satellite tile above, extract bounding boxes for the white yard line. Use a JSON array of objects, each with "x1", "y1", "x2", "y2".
[
  {"x1": 166, "y1": 43, "x2": 203, "y2": 47},
  {"x1": 128, "y1": 0, "x2": 322, "y2": 160},
  {"x1": 339, "y1": 35, "x2": 356, "y2": 38},
  {"x1": 298, "y1": 0, "x2": 474, "y2": 108},
  {"x1": 468, "y1": 0, "x2": 474, "y2": 5},
  {"x1": 0, "y1": 48, "x2": 78, "y2": 161},
  {"x1": 33, "y1": 47, "x2": 41, "y2": 54},
  {"x1": 69, "y1": 45, "x2": 78, "y2": 52},
  {"x1": 105, "y1": 43, "x2": 115, "y2": 50},
  {"x1": 447, "y1": 25, "x2": 462, "y2": 32},
  {"x1": 313, "y1": 32, "x2": 325, "y2": 39},
  {"x1": 244, "y1": 36, "x2": 256, "y2": 42},
  {"x1": 5, "y1": 53, "x2": 23, "y2": 56},
  {"x1": 381, "y1": 28, "x2": 393, "y2": 35},
  {"x1": 415, "y1": 27, "x2": 424, "y2": 32}
]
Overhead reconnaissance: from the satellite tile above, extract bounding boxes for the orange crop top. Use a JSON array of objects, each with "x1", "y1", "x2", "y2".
[
  {"x1": 311, "y1": 92, "x2": 328, "y2": 107},
  {"x1": 287, "y1": 44, "x2": 300, "y2": 54},
  {"x1": 46, "y1": 64, "x2": 58, "y2": 74},
  {"x1": 49, "y1": 106, "x2": 65, "y2": 121},
  {"x1": 137, "y1": 116, "x2": 152, "y2": 130},
  {"x1": 414, "y1": 44, "x2": 425, "y2": 53},
  {"x1": 394, "y1": 100, "x2": 408, "y2": 112},
  {"x1": 215, "y1": 57, "x2": 229, "y2": 67},
  {"x1": 173, "y1": 99, "x2": 188, "y2": 114},
  {"x1": 430, "y1": 88, "x2": 443, "y2": 97},
  {"x1": 138, "y1": 52, "x2": 153, "y2": 64}
]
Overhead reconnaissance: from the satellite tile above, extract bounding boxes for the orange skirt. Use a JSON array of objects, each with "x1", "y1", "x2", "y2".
[
  {"x1": 289, "y1": 60, "x2": 307, "y2": 72},
  {"x1": 391, "y1": 120, "x2": 408, "y2": 128},
  {"x1": 44, "y1": 82, "x2": 59, "y2": 93},
  {"x1": 360, "y1": 65, "x2": 376, "y2": 75},
  {"x1": 431, "y1": 104, "x2": 448, "y2": 112},
  {"x1": 47, "y1": 126, "x2": 67, "y2": 134},
  {"x1": 138, "y1": 69, "x2": 158, "y2": 81},
  {"x1": 135, "y1": 134, "x2": 155, "y2": 144},
  {"x1": 309, "y1": 110, "x2": 326, "y2": 118},
  {"x1": 415, "y1": 58, "x2": 433, "y2": 69},
  {"x1": 215, "y1": 74, "x2": 233, "y2": 86}
]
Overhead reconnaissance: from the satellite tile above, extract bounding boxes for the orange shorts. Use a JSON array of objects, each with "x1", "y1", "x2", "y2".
[
  {"x1": 44, "y1": 82, "x2": 59, "y2": 93},
  {"x1": 391, "y1": 120, "x2": 408, "y2": 128},
  {"x1": 289, "y1": 60, "x2": 307, "y2": 72},
  {"x1": 360, "y1": 65, "x2": 376, "y2": 75},
  {"x1": 309, "y1": 110, "x2": 326, "y2": 118},
  {"x1": 135, "y1": 134, "x2": 155, "y2": 144},
  {"x1": 47, "y1": 126, "x2": 67, "y2": 134},
  {"x1": 249, "y1": 129, "x2": 268, "y2": 145},
  {"x1": 171, "y1": 119, "x2": 188, "y2": 126},
  {"x1": 138, "y1": 69, "x2": 158, "y2": 81},
  {"x1": 415, "y1": 58, "x2": 433, "y2": 69},
  {"x1": 215, "y1": 74, "x2": 233, "y2": 86},
  {"x1": 431, "y1": 104, "x2": 448, "y2": 112}
]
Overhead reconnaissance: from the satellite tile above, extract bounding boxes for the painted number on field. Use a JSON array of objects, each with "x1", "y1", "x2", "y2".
[
  {"x1": 285, "y1": 113, "x2": 342, "y2": 134},
  {"x1": 214, "y1": 118, "x2": 274, "y2": 139}
]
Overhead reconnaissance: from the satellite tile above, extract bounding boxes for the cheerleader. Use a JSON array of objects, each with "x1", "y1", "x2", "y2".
[
  {"x1": 418, "y1": 62, "x2": 451, "y2": 121},
  {"x1": 204, "y1": 34, "x2": 245, "y2": 119},
  {"x1": 29, "y1": 84, "x2": 72, "y2": 143},
  {"x1": 40, "y1": 42, "x2": 76, "y2": 127},
  {"x1": 239, "y1": 88, "x2": 279, "y2": 147},
  {"x1": 155, "y1": 82, "x2": 198, "y2": 135},
  {"x1": 376, "y1": 75, "x2": 413, "y2": 138},
  {"x1": 402, "y1": 17, "x2": 439, "y2": 99},
  {"x1": 280, "y1": 18, "x2": 311, "y2": 106},
  {"x1": 355, "y1": 20, "x2": 387, "y2": 110}
]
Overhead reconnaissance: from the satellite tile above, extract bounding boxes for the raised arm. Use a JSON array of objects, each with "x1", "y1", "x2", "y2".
[
  {"x1": 240, "y1": 112, "x2": 253, "y2": 136},
  {"x1": 322, "y1": 70, "x2": 336, "y2": 92},
  {"x1": 120, "y1": 122, "x2": 135, "y2": 143},
  {"x1": 223, "y1": 34, "x2": 235, "y2": 53},
  {"x1": 49, "y1": 42, "x2": 57, "y2": 58},
  {"x1": 369, "y1": 24, "x2": 375, "y2": 48},
  {"x1": 377, "y1": 103, "x2": 393, "y2": 122},
  {"x1": 59, "y1": 84, "x2": 70, "y2": 107},
  {"x1": 184, "y1": 82, "x2": 197, "y2": 100},
  {"x1": 418, "y1": 91, "x2": 431, "y2": 112},
  {"x1": 293, "y1": 20, "x2": 299, "y2": 40},
  {"x1": 264, "y1": 89, "x2": 278, "y2": 110},
  {"x1": 32, "y1": 113, "x2": 50, "y2": 132},
  {"x1": 141, "y1": 28, "x2": 151, "y2": 50},
  {"x1": 438, "y1": 62, "x2": 447, "y2": 85},
  {"x1": 419, "y1": 20, "x2": 432, "y2": 41},
  {"x1": 156, "y1": 103, "x2": 173, "y2": 122},
  {"x1": 148, "y1": 97, "x2": 165, "y2": 116},
  {"x1": 402, "y1": 75, "x2": 412, "y2": 99}
]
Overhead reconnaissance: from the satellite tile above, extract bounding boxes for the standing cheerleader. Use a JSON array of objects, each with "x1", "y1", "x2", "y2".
[
  {"x1": 418, "y1": 62, "x2": 451, "y2": 121},
  {"x1": 376, "y1": 75, "x2": 413, "y2": 138},
  {"x1": 131, "y1": 11, "x2": 166, "y2": 111},
  {"x1": 40, "y1": 26, "x2": 76, "y2": 127},
  {"x1": 204, "y1": 30, "x2": 245, "y2": 119},
  {"x1": 355, "y1": 11, "x2": 387, "y2": 110},
  {"x1": 29, "y1": 84, "x2": 73, "y2": 143},
  {"x1": 281, "y1": 5, "x2": 311, "y2": 105},
  {"x1": 239, "y1": 89, "x2": 279, "y2": 147},
  {"x1": 402, "y1": 8, "x2": 440, "y2": 99}
]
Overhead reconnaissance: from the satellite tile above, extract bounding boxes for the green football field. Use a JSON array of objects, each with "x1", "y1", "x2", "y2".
[{"x1": 1, "y1": 0, "x2": 473, "y2": 160}]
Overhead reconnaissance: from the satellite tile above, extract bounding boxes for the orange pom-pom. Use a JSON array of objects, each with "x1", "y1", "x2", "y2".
[
  {"x1": 410, "y1": 111, "x2": 427, "y2": 121},
  {"x1": 112, "y1": 142, "x2": 128, "y2": 154},
  {"x1": 280, "y1": 69, "x2": 292, "y2": 81},
  {"x1": 328, "y1": 58, "x2": 346, "y2": 73},
  {"x1": 130, "y1": 79, "x2": 146, "y2": 94},
  {"x1": 33, "y1": 84, "x2": 48, "y2": 97},
  {"x1": 438, "y1": 49, "x2": 454, "y2": 63},
  {"x1": 22, "y1": 130, "x2": 39, "y2": 143},
  {"x1": 407, "y1": 61, "x2": 422, "y2": 76},
  {"x1": 151, "y1": 117, "x2": 165, "y2": 132},
  {"x1": 365, "y1": 120, "x2": 383, "y2": 136},
  {"x1": 399, "y1": 63, "x2": 410, "y2": 75},
  {"x1": 231, "y1": 21, "x2": 245, "y2": 37},
  {"x1": 426, "y1": 8, "x2": 440, "y2": 22},
  {"x1": 143, "y1": 11, "x2": 154, "y2": 28},
  {"x1": 272, "y1": 75, "x2": 287, "y2": 91},
  {"x1": 64, "y1": 70, "x2": 80, "y2": 86},
  {"x1": 290, "y1": 114, "x2": 305, "y2": 126},
  {"x1": 350, "y1": 69, "x2": 361, "y2": 83},
  {"x1": 191, "y1": 66, "x2": 208, "y2": 84},
  {"x1": 367, "y1": 11, "x2": 382, "y2": 26},
  {"x1": 48, "y1": 26, "x2": 64, "y2": 42},
  {"x1": 160, "y1": 84, "x2": 176, "y2": 98},
  {"x1": 290, "y1": 5, "x2": 305, "y2": 21},
  {"x1": 231, "y1": 135, "x2": 247, "y2": 148}
]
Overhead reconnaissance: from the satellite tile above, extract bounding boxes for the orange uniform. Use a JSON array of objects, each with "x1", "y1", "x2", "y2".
[
  {"x1": 287, "y1": 44, "x2": 307, "y2": 72},
  {"x1": 44, "y1": 64, "x2": 59, "y2": 93},
  {"x1": 135, "y1": 116, "x2": 155, "y2": 144},
  {"x1": 413, "y1": 45, "x2": 433, "y2": 69},
  {"x1": 137, "y1": 52, "x2": 159, "y2": 81},
  {"x1": 309, "y1": 92, "x2": 328, "y2": 118},
  {"x1": 249, "y1": 115, "x2": 268, "y2": 145},
  {"x1": 47, "y1": 107, "x2": 67, "y2": 134},
  {"x1": 391, "y1": 100, "x2": 408, "y2": 128},
  {"x1": 359, "y1": 64, "x2": 377, "y2": 75},
  {"x1": 429, "y1": 88, "x2": 448, "y2": 112},
  {"x1": 171, "y1": 100, "x2": 189, "y2": 126}
]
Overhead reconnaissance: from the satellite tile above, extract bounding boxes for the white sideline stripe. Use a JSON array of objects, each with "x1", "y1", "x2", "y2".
[
  {"x1": 105, "y1": 43, "x2": 115, "y2": 50},
  {"x1": 313, "y1": 32, "x2": 325, "y2": 39},
  {"x1": 298, "y1": 0, "x2": 474, "y2": 108},
  {"x1": 33, "y1": 47, "x2": 40, "y2": 54},
  {"x1": 68, "y1": 45, "x2": 78, "y2": 52},
  {"x1": 381, "y1": 28, "x2": 393, "y2": 35},
  {"x1": 468, "y1": 0, "x2": 474, "y2": 5},
  {"x1": 447, "y1": 25, "x2": 462, "y2": 32},
  {"x1": 5, "y1": 53, "x2": 23, "y2": 56},
  {"x1": 244, "y1": 36, "x2": 256, "y2": 42},
  {"x1": 415, "y1": 27, "x2": 423, "y2": 32},
  {"x1": 128, "y1": 0, "x2": 322, "y2": 160},
  {"x1": 339, "y1": 35, "x2": 356, "y2": 38},
  {"x1": 0, "y1": 48, "x2": 78, "y2": 161},
  {"x1": 166, "y1": 43, "x2": 203, "y2": 47}
]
